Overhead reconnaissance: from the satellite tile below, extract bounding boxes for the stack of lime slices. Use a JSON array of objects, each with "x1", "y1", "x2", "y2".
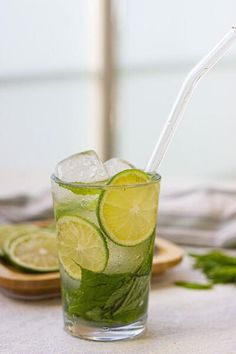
[
  {"x1": 57, "y1": 169, "x2": 159, "y2": 279},
  {"x1": 0, "y1": 224, "x2": 58, "y2": 273}
]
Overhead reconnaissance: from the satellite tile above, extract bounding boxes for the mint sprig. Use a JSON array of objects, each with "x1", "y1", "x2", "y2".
[
  {"x1": 64, "y1": 241, "x2": 154, "y2": 325},
  {"x1": 176, "y1": 251, "x2": 236, "y2": 290},
  {"x1": 65, "y1": 270, "x2": 149, "y2": 324},
  {"x1": 190, "y1": 251, "x2": 236, "y2": 284}
]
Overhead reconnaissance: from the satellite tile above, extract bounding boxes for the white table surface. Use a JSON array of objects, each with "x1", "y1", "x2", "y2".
[{"x1": 0, "y1": 251, "x2": 236, "y2": 354}]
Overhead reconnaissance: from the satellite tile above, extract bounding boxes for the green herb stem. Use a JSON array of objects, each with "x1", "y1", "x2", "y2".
[{"x1": 175, "y1": 281, "x2": 213, "y2": 290}]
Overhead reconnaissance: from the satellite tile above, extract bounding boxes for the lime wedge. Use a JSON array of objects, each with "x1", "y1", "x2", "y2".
[
  {"x1": 98, "y1": 169, "x2": 159, "y2": 246},
  {"x1": 57, "y1": 216, "x2": 108, "y2": 279},
  {"x1": 8, "y1": 231, "x2": 58, "y2": 272}
]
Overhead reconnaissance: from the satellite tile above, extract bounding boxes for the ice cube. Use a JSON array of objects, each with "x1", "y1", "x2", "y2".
[
  {"x1": 55, "y1": 150, "x2": 109, "y2": 182},
  {"x1": 104, "y1": 157, "x2": 134, "y2": 177}
]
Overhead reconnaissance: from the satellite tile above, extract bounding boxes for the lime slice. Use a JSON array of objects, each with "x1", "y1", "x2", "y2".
[
  {"x1": 57, "y1": 216, "x2": 108, "y2": 279},
  {"x1": 59, "y1": 254, "x2": 82, "y2": 280},
  {"x1": 0, "y1": 225, "x2": 13, "y2": 257},
  {"x1": 98, "y1": 169, "x2": 159, "y2": 246},
  {"x1": 2, "y1": 224, "x2": 40, "y2": 258},
  {"x1": 8, "y1": 231, "x2": 58, "y2": 272}
]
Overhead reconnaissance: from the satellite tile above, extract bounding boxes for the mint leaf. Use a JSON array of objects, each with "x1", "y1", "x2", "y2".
[
  {"x1": 207, "y1": 266, "x2": 236, "y2": 284},
  {"x1": 176, "y1": 251, "x2": 236, "y2": 290},
  {"x1": 65, "y1": 269, "x2": 151, "y2": 324},
  {"x1": 68, "y1": 270, "x2": 132, "y2": 318},
  {"x1": 137, "y1": 234, "x2": 155, "y2": 276},
  {"x1": 57, "y1": 180, "x2": 108, "y2": 196},
  {"x1": 66, "y1": 269, "x2": 150, "y2": 324},
  {"x1": 190, "y1": 251, "x2": 236, "y2": 284},
  {"x1": 190, "y1": 251, "x2": 236, "y2": 266},
  {"x1": 111, "y1": 275, "x2": 149, "y2": 322},
  {"x1": 63, "y1": 235, "x2": 155, "y2": 325},
  {"x1": 175, "y1": 281, "x2": 213, "y2": 290}
]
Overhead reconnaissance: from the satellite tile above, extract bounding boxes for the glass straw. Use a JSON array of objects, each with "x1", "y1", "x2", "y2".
[{"x1": 146, "y1": 26, "x2": 236, "y2": 173}]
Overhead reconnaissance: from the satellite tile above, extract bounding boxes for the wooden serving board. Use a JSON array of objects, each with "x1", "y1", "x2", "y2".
[
  {"x1": 0, "y1": 261, "x2": 60, "y2": 298},
  {"x1": 0, "y1": 237, "x2": 183, "y2": 299},
  {"x1": 153, "y1": 238, "x2": 184, "y2": 275}
]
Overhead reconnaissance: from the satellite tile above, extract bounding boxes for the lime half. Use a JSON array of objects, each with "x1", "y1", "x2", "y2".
[
  {"x1": 8, "y1": 231, "x2": 58, "y2": 272},
  {"x1": 98, "y1": 169, "x2": 159, "y2": 246},
  {"x1": 57, "y1": 216, "x2": 108, "y2": 279}
]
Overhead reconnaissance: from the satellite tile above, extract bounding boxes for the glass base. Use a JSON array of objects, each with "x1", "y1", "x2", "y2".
[{"x1": 64, "y1": 314, "x2": 147, "y2": 342}]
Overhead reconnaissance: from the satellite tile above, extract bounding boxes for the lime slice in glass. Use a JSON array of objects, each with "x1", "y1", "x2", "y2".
[
  {"x1": 8, "y1": 231, "x2": 58, "y2": 272},
  {"x1": 57, "y1": 216, "x2": 108, "y2": 279},
  {"x1": 98, "y1": 169, "x2": 159, "y2": 246},
  {"x1": 59, "y1": 254, "x2": 82, "y2": 280}
]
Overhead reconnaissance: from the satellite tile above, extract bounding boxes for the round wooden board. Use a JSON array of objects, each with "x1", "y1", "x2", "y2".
[
  {"x1": 0, "y1": 261, "x2": 60, "y2": 297},
  {"x1": 0, "y1": 237, "x2": 184, "y2": 299},
  {"x1": 153, "y1": 238, "x2": 184, "y2": 275}
]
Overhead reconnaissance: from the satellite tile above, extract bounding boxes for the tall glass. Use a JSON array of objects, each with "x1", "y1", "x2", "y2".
[{"x1": 51, "y1": 172, "x2": 161, "y2": 341}]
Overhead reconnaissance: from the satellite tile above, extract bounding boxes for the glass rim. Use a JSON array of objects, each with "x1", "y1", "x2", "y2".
[{"x1": 51, "y1": 171, "x2": 161, "y2": 190}]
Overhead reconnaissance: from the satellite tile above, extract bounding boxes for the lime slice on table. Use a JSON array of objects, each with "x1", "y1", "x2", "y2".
[
  {"x1": 8, "y1": 230, "x2": 58, "y2": 272},
  {"x1": 0, "y1": 225, "x2": 15, "y2": 257},
  {"x1": 98, "y1": 169, "x2": 159, "y2": 246},
  {"x1": 57, "y1": 216, "x2": 108, "y2": 279},
  {"x1": 2, "y1": 224, "x2": 40, "y2": 258}
]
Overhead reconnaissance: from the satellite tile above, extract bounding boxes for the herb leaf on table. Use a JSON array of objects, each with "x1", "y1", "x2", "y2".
[
  {"x1": 190, "y1": 251, "x2": 236, "y2": 284},
  {"x1": 176, "y1": 251, "x2": 236, "y2": 290},
  {"x1": 175, "y1": 281, "x2": 213, "y2": 290}
]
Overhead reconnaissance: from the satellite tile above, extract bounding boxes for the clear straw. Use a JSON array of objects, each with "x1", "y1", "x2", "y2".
[{"x1": 146, "y1": 26, "x2": 236, "y2": 172}]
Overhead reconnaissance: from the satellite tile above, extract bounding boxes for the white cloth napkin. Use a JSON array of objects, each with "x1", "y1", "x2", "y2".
[
  {"x1": 1, "y1": 183, "x2": 236, "y2": 248},
  {"x1": 0, "y1": 191, "x2": 53, "y2": 223},
  {"x1": 158, "y1": 183, "x2": 236, "y2": 248}
]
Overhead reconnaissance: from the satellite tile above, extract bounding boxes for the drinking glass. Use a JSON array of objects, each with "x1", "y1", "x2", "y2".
[{"x1": 51, "y1": 171, "x2": 160, "y2": 341}]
